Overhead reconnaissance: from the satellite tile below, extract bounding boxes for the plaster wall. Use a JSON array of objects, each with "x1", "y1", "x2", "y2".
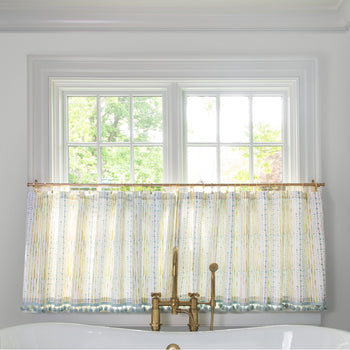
[{"x1": 0, "y1": 30, "x2": 349, "y2": 330}]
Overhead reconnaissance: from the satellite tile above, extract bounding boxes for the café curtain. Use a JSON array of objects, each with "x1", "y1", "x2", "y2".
[{"x1": 22, "y1": 187, "x2": 326, "y2": 312}]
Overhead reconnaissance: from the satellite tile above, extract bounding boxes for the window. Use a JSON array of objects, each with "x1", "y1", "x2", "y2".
[
  {"x1": 60, "y1": 85, "x2": 290, "y2": 184},
  {"x1": 28, "y1": 57, "x2": 319, "y2": 184}
]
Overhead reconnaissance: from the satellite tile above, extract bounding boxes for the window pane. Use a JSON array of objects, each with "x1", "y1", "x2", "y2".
[
  {"x1": 187, "y1": 147, "x2": 216, "y2": 183},
  {"x1": 221, "y1": 147, "x2": 250, "y2": 183},
  {"x1": 186, "y1": 96, "x2": 216, "y2": 142},
  {"x1": 220, "y1": 97, "x2": 249, "y2": 143},
  {"x1": 68, "y1": 97, "x2": 97, "y2": 142},
  {"x1": 253, "y1": 97, "x2": 282, "y2": 142},
  {"x1": 101, "y1": 147, "x2": 130, "y2": 183},
  {"x1": 133, "y1": 97, "x2": 163, "y2": 142},
  {"x1": 69, "y1": 147, "x2": 97, "y2": 183},
  {"x1": 253, "y1": 146, "x2": 282, "y2": 182},
  {"x1": 134, "y1": 147, "x2": 163, "y2": 183},
  {"x1": 101, "y1": 97, "x2": 130, "y2": 142}
]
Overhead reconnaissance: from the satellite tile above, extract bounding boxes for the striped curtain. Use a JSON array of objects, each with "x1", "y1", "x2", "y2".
[{"x1": 22, "y1": 187, "x2": 326, "y2": 312}]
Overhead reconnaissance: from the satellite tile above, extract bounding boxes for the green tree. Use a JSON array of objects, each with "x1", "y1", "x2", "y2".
[
  {"x1": 68, "y1": 95, "x2": 163, "y2": 184},
  {"x1": 252, "y1": 122, "x2": 282, "y2": 182},
  {"x1": 68, "y1": 96, "x2": 282, "y2": 184},
  {"x1": 221, "y1": 122, "x2": 282, "y2": 183},
  {"x1": 101, "y1": 96, "x2": 130, "y2": 142}
]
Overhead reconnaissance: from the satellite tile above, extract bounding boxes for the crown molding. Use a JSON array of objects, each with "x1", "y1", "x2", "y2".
[
  {"x1": 0, "y1": 0, "x2": 349, "y2": 32},
  {"x1": 339, "y1": 0, "x2": 350, "y2": 29}
]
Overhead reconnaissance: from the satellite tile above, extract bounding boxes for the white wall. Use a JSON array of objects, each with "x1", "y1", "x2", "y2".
[{"x1": 0, "y1": 30, "x2": 349, "y2": 331}]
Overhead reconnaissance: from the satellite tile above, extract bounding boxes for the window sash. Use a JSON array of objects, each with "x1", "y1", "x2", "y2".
[
  {"x1": 183, "y1": 91, "x2": 287, "y2": 183},
  {"x1": 63, "y1": 90, "x2": 168, "y2": 183}
]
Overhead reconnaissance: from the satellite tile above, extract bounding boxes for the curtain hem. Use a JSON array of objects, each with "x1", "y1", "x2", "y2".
[{"x1": 21, "y1": 302, "x2": 327, "y2": 313}]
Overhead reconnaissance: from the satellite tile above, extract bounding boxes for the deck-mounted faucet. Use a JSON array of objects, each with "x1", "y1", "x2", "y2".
[{"x1": 150, "y1": 247, "x2": 218, "y2": 332}]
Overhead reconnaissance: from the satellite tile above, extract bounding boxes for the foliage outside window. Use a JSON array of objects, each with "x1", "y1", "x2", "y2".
[
  {"x1": 67, "y1": 95, "x2": 164, "y2": 184},
  {"x1": 185, "y1": 94, "x2": 284, "y2": 183}
]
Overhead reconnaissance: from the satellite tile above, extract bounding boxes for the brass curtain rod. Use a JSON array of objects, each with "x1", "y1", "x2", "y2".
[{"x1": 27, "y1": 181, "x2": 325, "y2": 188}]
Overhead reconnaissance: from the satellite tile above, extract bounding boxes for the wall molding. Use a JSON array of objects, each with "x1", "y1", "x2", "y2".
[{"x1": 2, "y1": 0, "x2": 350, "y2": 32}]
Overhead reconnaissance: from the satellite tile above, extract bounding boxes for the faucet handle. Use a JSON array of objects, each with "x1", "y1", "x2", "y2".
[
  {"x1": 188, "y1": 293, "x2": 200, "y2": 298},
  {"x1": 151, "y1": 292, "x2": 161, "y2": 298}
]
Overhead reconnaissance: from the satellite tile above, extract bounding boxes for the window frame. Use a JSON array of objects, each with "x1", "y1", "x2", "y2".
[
  {"x1": 57, "y1": 83, "x2": 292, "y2": 184},
  {"x1": 28, "y1": 56, "x2": 320, "y2": 184}
]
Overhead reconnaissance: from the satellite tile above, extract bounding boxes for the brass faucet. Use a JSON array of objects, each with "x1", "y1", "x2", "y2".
[{"x1": 150, "y1": 247, "x2": 218, "y2": 332}]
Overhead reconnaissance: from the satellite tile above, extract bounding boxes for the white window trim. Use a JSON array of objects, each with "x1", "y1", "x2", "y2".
[
  {"x1": 28, "y1": 56, "x2": 320, "y2": 184},
  {"x1": 27, "y1": 55, "x2": 321, "y2": 326}
]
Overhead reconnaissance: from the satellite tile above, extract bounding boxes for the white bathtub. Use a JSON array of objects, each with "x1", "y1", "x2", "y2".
[{"x1": 1, "y1": 322, "x2": 350, "y2": 349}]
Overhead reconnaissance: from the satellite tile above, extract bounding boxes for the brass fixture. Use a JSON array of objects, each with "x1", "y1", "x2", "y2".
[
  {"x1": 166, "y1": 344, "x2": 181, "y2": 350},
  {"x1": 150, "y1": 247, "x2": 218, "y2": 332},
  {"x1": 28, "y1": 181, "x2": 325, "y2": 189}
]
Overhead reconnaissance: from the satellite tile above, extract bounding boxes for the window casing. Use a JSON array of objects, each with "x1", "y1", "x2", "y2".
[{"x1": 27, "y1": 57, "x2": 319, "y2": 185}]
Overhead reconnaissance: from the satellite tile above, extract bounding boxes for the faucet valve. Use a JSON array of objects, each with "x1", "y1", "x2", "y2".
[
  {"x1": 150, "y1": 247, "x2": 218, "y2": 332},
  {"x1": 188, "y1": 293, "x2": 200, "y2": 298},
  {"x1": 150, "y1": 293, "x2": 162, "y2": 331}
]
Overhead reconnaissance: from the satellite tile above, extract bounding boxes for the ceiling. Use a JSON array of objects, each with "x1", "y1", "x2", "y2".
[{"x1": 0, "y1": 0, "x2": 349, "y2": 32}]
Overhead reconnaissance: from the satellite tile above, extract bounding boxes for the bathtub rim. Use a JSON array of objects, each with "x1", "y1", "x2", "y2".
[{"x1": 1, "y1": 321, "x2": 350, "y2": 334}]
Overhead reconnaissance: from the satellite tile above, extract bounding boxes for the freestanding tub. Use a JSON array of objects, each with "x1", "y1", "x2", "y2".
[{"x1": 1, "y1": 322, "x2": 350, "y2": 349}]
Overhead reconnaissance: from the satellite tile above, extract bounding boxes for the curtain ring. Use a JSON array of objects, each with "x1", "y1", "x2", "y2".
[{"x1": 34, "y1": 179, "x2": 39, "y2": 193}]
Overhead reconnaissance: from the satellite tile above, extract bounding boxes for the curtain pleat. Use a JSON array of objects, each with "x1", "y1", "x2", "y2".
[{"x1": 22, "y1": 188, "x2": 326, "y2": 313}]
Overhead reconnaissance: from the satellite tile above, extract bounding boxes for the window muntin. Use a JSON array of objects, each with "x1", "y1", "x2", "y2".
[{"x1": 65, "y1": 92, "x2": 165, "y2": 184}]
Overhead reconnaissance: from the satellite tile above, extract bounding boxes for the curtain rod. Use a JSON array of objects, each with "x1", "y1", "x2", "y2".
[{"x1": 27, "y1": 180, "x2": 325, "y2": 189}]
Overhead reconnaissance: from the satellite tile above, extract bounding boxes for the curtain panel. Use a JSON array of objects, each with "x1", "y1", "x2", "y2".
[{"x1": 22, "y1": 187, "x2": 326, "y2": 313}]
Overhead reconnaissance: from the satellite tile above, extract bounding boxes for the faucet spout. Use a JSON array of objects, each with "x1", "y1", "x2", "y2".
[{"x1": 172, "y1": 247, "x2": 178, "y2": 299}]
